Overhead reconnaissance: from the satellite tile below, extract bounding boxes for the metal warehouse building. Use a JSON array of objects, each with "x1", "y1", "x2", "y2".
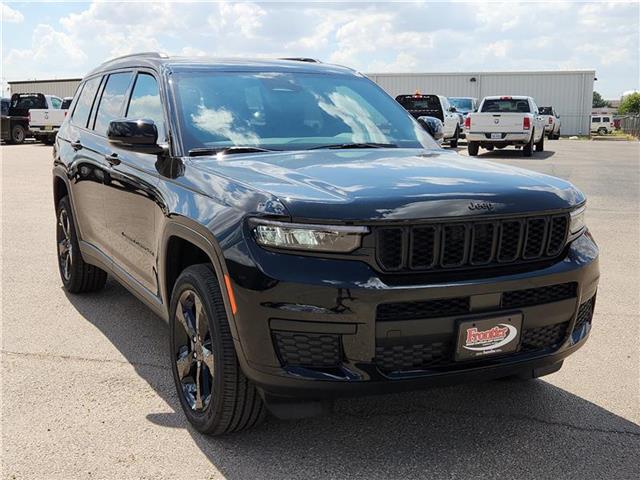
[
  {"x1": 9, "y1": 69, "x2": 595, "y2": 135},
  {"x1": 8, "y1": 78, "x2": 82, "y2": 100},
  {"x1": 368, "y1": 70, "x2": 596, "y2": 136}
]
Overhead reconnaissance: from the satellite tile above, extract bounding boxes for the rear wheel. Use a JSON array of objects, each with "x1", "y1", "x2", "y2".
[
  {"x1": 449, "y1": 127, "x2": 459, "y2": 148},
  {"x1": 170, "y1": 264, "x2": 265, "y2": 435},
  {"x1": 523, "y1": 132, "x2": 534, "y2": 157},
  {"x1": 597, "y1": 127, "x2": 607, "y2": 135},
  {"x1": 485, "y1": 145, "x2": 494, "y2": 151},
  {"x1": 535, "y1": 132, "x2": 544, "y2": 152},
  {"x1": 56, "y1": 196, "x2": 107, "y2": 293},
  {"x1": 468, "y1": 141, "x2": 479, "y2": 156},
  {"x1": 11, "y1": 124, "x2": 26, "y2": 144}
]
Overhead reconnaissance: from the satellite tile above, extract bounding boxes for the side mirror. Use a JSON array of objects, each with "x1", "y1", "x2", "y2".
[
  {"x1": 417, "y1": 115, "x2": 444, "y2": 140},
  {"x1": 107, "y1": 119, "x2": 164, "y2": 154}
]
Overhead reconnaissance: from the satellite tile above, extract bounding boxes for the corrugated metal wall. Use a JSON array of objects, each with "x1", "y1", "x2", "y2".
[
  {"x1": 9, "y1": 79, "x2": 82, "y2": 99},
  {"x1": 368, "y1": 71, "x2": 595, "y2": 135}
]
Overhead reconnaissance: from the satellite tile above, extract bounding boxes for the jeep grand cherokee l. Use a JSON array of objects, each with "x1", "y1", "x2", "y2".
[{"x1": 53, "y1": 53, "x2": 599, "y2": 435}]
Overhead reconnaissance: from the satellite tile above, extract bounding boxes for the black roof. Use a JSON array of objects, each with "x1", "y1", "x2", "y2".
[{"x1": 86, "y1": 52, "x2": 357, "y2": 78}]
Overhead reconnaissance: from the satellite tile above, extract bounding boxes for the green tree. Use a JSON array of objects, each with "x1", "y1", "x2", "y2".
[
  {"x1": 592, "y1": 91, "x2": 609, "y2": 108},
  {"x1": 618, "y1": 92, "x2": 640, "y2": 115}
]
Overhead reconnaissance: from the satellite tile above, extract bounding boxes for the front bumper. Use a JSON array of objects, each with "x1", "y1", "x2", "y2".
[{"x1": 224, "y1": 231, "x2": 599, "y2": 400}]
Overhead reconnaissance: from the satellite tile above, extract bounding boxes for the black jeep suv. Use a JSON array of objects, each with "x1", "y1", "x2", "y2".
[{"x1": 53, "y1": 53, "x2": 599, "y2": 435}]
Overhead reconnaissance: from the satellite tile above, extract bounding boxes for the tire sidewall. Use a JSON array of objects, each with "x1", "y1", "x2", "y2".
[
  {"x1": 56, "y1": 197, "x2": 81, "y2": 290},
  {"x1": 169, "y1": 269, "x2": 227, "y2": 432},
  {"x1": 12, "y1": 125, "x2": 25, "y2": 144}
]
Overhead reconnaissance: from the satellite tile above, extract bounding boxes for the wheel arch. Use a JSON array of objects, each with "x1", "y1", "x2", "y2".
[{"x1": 159, "y1": 220, "x2": 240, "y2": 340}]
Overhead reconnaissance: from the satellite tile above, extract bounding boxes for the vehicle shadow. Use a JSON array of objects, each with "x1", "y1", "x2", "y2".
[
  {"x1": 66, "y1": 279, "x2": 640, "y2": 480},
  {"x1": 478, "y1": 149, "x2": 556, "y2": 160}
]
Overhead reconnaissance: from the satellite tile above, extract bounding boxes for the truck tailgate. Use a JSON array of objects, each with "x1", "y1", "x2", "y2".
[
  {"x1": 470, "y1": 113, "x2": 525, "y2": 132},
  {"x1": 29, "y1": 109, "x2": 66, "y2": 128}
]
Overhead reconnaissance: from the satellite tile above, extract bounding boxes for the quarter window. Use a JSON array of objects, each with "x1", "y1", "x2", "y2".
[
  {"x1": 93, "y1": 72, "x2": 133, "y2": 136},
  {"x1": 126, "y1": 73, "x2": 165, "y2": 141},
  {"x1": 72, "y1": 77, "x2": 102, "y2": 128}
]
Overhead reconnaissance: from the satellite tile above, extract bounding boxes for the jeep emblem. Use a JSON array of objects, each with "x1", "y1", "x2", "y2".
[{"x1": 468, "y1": 201, "x2": 495, "y2": 211}]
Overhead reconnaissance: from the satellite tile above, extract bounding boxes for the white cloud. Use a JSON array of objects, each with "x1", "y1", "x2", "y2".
[
  {"x1": 1, "y1": 2, "x2": 23, "y2": 23},
  {"x1": 0, "y1": 0, "x2": 637, "y2": 98}
]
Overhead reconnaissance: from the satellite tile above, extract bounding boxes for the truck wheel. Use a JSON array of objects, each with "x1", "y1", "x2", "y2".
[
  {"x1": 56, "y1": 196, "x2": 107, "y2": 293},
  {"x1": 485, "y1": 145, "x2": 494, "y2": 151},
  {"x1": 468, "y1": 141, "x2": 479, "y2": 156},
  {"x1": 43, "y1": 135, "x2": 56, "y2": 145},
  {"x1": 523, "y1": 132, "x2": 534, "y2": 157},
  {"x1": 11, "y1": 124, "x2": 26, "y2": 144},
  {"x1": 597, "y1": 127, "x2": 607, "y2": 135},
  {"x1": 535, "y1": 132, "x2": 544, "y2": 152},
  {"x1": 170, "y1": 264, "x2": 265, "y2": 435},
  {"x1": 449, "y1": 127, "x2": 459, "y2": 148}
]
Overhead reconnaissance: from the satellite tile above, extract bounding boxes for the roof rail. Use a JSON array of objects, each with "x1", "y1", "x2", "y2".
[
  {"x1": 279, "y1": 57, "x2": 321, "y2": 63},
  {"x1": 100, "y1": 52, "x2": 168, "y2": 65}
]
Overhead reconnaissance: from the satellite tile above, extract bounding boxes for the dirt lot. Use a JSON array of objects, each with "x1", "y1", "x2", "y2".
[{"x1": 2, "y1": 139, "x2": 639, "y2": 479}]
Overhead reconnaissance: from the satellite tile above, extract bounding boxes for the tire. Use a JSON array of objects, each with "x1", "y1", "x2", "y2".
[
  {"x1": 535, "y1": 132, "x2": 544, "y2": 152},
  {"x1": 11, "y1": 124, "x2": 26, "y2": 144},
  {"x1": 523, "y1": 132, "x2": 534, "y2": 157},
  {"x1": 597, "y1": 127, "x2": 607, "y2": 135},
  {"x1": 170, "y1": 264, "x2": 265, "y2": 435},
  {"x1": 56, "y1": 196, "x2": 107, "y2": 293},
  {"x1": 468, "y1": 141, "x2": 479, "y2": 156},
  {"x1": 449, "y1": 127, "x2": 459, "y2": 148},
  {"x1": 43, "y1": 135, "x2": 56, "y2": 145},
  {"x1": 485, "y1": 145, "x2": 494, "y2": 151}
]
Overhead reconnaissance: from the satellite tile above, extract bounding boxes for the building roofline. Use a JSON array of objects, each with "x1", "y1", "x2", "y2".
[
  {"x1": 366, "y1": 70, "x2": 596, "y2": 77},
  {"x1": 8, "y1": 78, "x2": 82, "y2": 85}
]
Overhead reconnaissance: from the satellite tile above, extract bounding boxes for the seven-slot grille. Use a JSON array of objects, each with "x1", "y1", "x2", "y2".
[{"x1": 375, "y1": 213, "x2": 569, "y2": 272}]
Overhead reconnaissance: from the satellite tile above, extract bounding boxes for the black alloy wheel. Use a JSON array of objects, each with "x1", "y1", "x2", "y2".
[
  {"x1": 173, "y1": 289, "x2": 215, "y2": 412},
  {"x1": 169, "y1": 264, "x2": 265, "y2": 435}
]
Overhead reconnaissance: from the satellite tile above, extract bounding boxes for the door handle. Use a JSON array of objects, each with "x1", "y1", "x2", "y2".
[
  {"x1": 70, "y1": 140, "x2": 83, "y2": 151},
  {"x1": 105, "y1": 152, "x2": 121, "y2": 166}
]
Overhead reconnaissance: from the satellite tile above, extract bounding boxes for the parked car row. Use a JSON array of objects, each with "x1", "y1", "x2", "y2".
[
  {"x1": 393, "y1": 92, "x2": 561, "y2": 157},
  {"x1": 1, "y1": 93, "x2": 71, "y2": 144}
]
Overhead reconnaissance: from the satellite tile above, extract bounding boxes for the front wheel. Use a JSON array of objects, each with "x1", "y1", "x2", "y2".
[
  {"x1": 170, "y1": 264, "x2": 265, "y2": 435},
  {"x1": 449, "y1": 127, "x2": 459, "y2": 148},
  {"x1": 468, "y1": 141, "x2": 479, "y2": 156}
]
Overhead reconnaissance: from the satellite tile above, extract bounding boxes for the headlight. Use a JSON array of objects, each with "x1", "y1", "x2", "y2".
[
  {"x1": 569, "y1": 205, "x2": 586, "y2": 235},
  {"x1": 251, "y1": 219, "x2": 369, "y2": 253}
]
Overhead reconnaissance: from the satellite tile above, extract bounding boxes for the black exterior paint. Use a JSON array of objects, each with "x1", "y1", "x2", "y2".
[{"x1": 53, "y1": 55, "x2": 599, "y2": 401}]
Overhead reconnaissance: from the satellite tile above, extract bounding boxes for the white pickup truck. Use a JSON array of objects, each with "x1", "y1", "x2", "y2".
[
  {"x1": 464, "y1": 96, "x2": 546, "y2": 157},
  {"x1": 28, "y1": 94, "x2": 67, "y2": 144}
]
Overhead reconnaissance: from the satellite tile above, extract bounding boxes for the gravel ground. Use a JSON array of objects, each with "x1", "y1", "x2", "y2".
[{"x1": 2, "y1": 139, "x2": 639, "y2": 479}]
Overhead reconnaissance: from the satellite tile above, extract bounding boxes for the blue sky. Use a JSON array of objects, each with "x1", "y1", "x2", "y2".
[{"x1": 2, "y1": 1, "x2": 638, "y2": 98}]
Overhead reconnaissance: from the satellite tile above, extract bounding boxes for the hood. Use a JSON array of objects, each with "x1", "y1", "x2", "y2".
[{"x1": 192, "y1": 148, "x2": 584, "y2": 221}]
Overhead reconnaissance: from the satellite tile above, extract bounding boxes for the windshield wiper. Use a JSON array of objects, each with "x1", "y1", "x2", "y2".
[
  {"x1": 188, "y1": 146, "x2": 279, "y2": 157},
  {"x1": 308, "y1": 142, "x2": 398, "y2": 150}
]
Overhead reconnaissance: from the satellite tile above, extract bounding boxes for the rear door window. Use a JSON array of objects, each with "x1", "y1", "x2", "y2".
[
  {"x1": 93, "y1": 72, "x2": 133, "y2": 136},
  {"x1": 126, "y1": 73, "x2": 165, "y2": 141},
  {"x1": 481, "y1": 99, "x2": 530, "y2": 113},
  {"x1": 71, "y1": 77, "x2": 102, "y2": 128},
  {"x1": 592, "y1": 117, "x2": 601, "y2": 123},
  {"x1": 602, "y1": 117, "x2": 610, "y2": 123}
]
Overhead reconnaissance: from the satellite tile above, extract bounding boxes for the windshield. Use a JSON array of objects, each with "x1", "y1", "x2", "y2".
[
  {"x1": 396, "y1": 95, "x2": 440, "y2": 111},
  {"x1": 538, "y1": 107, "x2": 552, "y2": 115},
  {"x1": 449, "y1": 98, "x2": 473, "y2": 111},
  {"x1": 481, "y1": 98, "x2": 530, "y2": 113},
  {"x1": 174, "y1": 71, "x2": 437, "y2": 153}
]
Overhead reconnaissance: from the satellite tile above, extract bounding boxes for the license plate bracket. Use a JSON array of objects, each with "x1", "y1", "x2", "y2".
[
  {"x1": 490, "y1": 133, "x2": 502, "y2": 140},
  {"x1": 455, "y1": 313, "x2": 522, "y2": 361}
]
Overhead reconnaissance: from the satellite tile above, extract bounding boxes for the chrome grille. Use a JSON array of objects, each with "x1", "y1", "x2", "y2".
[{"x1": 375, "y1": 213, "x2": 569, "y2": 273}]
